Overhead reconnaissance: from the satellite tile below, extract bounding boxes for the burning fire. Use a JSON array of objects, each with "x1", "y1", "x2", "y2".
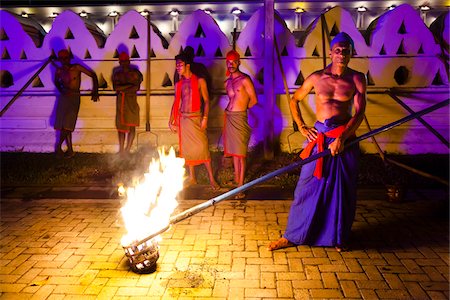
[{"x1": 120, "y1": 147, "x2": 185, "y2": 247}]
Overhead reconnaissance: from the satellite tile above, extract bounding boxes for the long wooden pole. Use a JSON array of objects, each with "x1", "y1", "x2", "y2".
[
  {"x1": 263, "y1": 0, "x2": 275, "y2": 160},
  {"x1": 128, "y1": 98, "x2": 449, "y2": 246},
  {"x1": 364, "y1": 115, "x2": 448, "y2": 186},
  {"x1": 387, "y1": 90, "x2": 449, "y2": 148},
  {"x1": 145, "y1": 13, "x2": 152, "y2": 131}
]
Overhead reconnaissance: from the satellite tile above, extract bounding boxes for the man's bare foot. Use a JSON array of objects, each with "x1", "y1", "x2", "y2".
[
  {"x1": 235, "y1": 192, "x2": 246, "y2": 199},
  {"x1": 267, "y1": 237, "x2": 295, "y2": 251},
  {"x1": 223, "y1": 180, "x2": 237, "y2": 187},
  {"x1": 335, "y1": 245, "x2": 348, "y2": 252},
  {"x1": 185, "y1": 178, "x2": 197, "y2": 188},
  {"x1": 210, "y1": 182, "x2": 220, "y2": 191},
  {"x1": 55, "y1": 149, "x2": 64, "y2": 158},
  {"x1": 64, "y1": 150, "x2": 75, "y2": 158}
]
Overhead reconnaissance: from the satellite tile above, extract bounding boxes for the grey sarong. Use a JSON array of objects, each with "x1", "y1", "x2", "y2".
[
  {"x1": 179, "y1": 111, "x2": 211, "y2": 166},
  {"x1": 54, "y1": 93, "x2": 80, "y2": 131},
  {"x1": 223, "y1": 110, "x2": 251, "y2": 157}
]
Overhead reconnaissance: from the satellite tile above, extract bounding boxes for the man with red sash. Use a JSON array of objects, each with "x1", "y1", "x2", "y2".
[
  {"x1": 112, "y1": 52, "x2": 143, "y2": 155},
  {"x1": 223, "y1": 50, "x2": 258, "y2": 199},
  {"x1": 169, "y1": 51, "x2": 220, "y2": 190},
  {"x1": 268, "y1": 32, "x2": 367, "y2": 252}
]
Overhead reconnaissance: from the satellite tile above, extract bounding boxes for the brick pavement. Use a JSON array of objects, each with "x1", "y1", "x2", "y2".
[{"x1": 0, "y1": 195, "x2": 448, "y2": 299}]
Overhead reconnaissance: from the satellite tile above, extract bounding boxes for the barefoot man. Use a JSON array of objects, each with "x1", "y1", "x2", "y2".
[
  {"x1": 54, "y1": 49, "x2": 99, "y2": 158},
  {"x1": 223, "y1": 50, "x2": 257, "y2": 199},
  {"x1": 169, "y1": 50, "x2": 219, "y2": 190},
  {"x1": 268, "y1": 32, "x2": 366, "y2": 252},
  {"x1": 112, "y1": 52, "x2": 143, "y2": 155}
]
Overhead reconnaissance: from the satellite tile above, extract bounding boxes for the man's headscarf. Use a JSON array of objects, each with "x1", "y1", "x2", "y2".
[
  {"x1": 119, "y1": 52, "x2": 130, "y2": 61},
  {"x1": 58, "y1": 49, "x2": 70, "y2": 58},
  {"x1": 226, "y1": 50, "x2": 240, "y2": 61},
  {"x1": 225, "y1": 50, "x2": 240, "y2": 76},
  {"x1": 330, "y1": 32, "x2": 354, "y2": 49},
  {"x1": 175, "y1": 51, "x2": 193, "y2": 65}
]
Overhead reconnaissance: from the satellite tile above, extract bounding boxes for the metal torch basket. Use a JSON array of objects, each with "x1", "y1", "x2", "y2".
[{"x1": 123, "y1": 238, "x2": 160, "y2": 274}]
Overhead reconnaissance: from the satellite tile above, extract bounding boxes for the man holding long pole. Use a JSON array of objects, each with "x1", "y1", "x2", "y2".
[{"x1": 269, "y1": 32, "x2": 366, "y2": 252}]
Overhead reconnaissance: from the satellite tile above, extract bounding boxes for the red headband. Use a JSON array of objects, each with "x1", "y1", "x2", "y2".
[
  {"x1": 119, "y1": 52, "x2": 130, "y2": 61},
  {"x1": 226, "y1": 50, "x2": 240, "y2": 61}
]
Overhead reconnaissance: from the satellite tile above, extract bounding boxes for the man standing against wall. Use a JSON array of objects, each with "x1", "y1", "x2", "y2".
[
  {"x1": 223, "y1": 50, "x2": 258, "y2": 199},
  {"x1": 268, "y1": 32, "x2": 366, "y2": 252},
  {"x1": 112, "y1": 52, "x2": 143, "y2": 155},
  {"x1": 169, "y1": 51, "x2": 220, "y2": 190},
  {"x1": 54, "y1": 49, "x2": 99, "y2": 158}
]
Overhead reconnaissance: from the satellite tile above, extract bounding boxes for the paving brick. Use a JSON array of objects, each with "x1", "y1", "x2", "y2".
[
  {"x1": 292, "y1": 279, "x2": 323, "y2": 289},
  {"x1": 304, "y1": 265, "x2": 321, "y2": 280},
  {"x1": 212, "y1": 279, "x2": 229, "y2": 298},
  {"x1": 244, "y1": 288, "x2": 277, "y2": 298},
  {"x1": 422, "y1": 266, "x2": 446, "y2": 282},
  {"x1": 343, "y1": 258, "x2": 363, "y2": 272},
  {"x1": 361, "y1": 265, "x2": 383, "y2": 281},
  {"x1": 319, "y1": 264, "x2": 349, "y2": 273},
  {"x1": 261, "y1": 272, "x2": 276, "y2": 289},
  {"x1": 321, "y1": 272, "x2": 339, "y2": 288},
  {"x1": 398, "y1": 273, "x2": 431, "y2": 282},
  {"x1": 52, "y1": 284, "x2": 88, "y2": 294},
  {"x1": 359, "y1": 288, "x2": 378, "y2": 299},
  {"x1": 230, "y1": 279, "x2": 259, "y2": 288},
  {"x1": 419, "y1": 281, "x2": 449, "y2": 291},
  {"x1": 375, "y1": 288, "x2": 411, "y2": 299},
  {"x1": 340, "y1": 280, "x2": 361, "y2": 298},
  {"x1": 310, "y1": 288, "x2": 343, "y2": 299},
  {"x1": 228, "y1": 286, "x2": 244, "y2": 299},
  {"x1": 276, "y1": 272, "x2": 306, "y2": 281},
  {"x1": 355, "y1": 280, "x2": 389, "y2": 289},
  {"x1": 244, "y1": 265, "x2": 260, "y2": 279},
  {"x1": 426, "y1": 291, "x2": 448, "y2": 299},
  {"x1": 383, "y1": 273, "x2": 406, "y2": 289},
  {"x1": 403, "y1": 281, "x2": 429, "y2": 299},
  {"x1": 31, "y1": 284, "x2": 56, "y2": 299},
  {"x1": 276, "y1": 280, "x2": 293, "y2": 298}
]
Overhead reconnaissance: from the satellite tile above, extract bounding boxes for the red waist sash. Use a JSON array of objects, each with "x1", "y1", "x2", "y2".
[{"x1": 299, "y1": 125, "x2": 346, "y2": 179}]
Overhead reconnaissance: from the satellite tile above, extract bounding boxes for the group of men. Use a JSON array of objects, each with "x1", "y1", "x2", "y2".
[{"x1": 54, "y1": 31, "x2": 366, "y2": 252}]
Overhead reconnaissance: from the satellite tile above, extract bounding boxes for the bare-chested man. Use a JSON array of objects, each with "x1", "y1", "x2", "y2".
[
  {"x1": 223, "y1": 50, "x2": 258, "y2": 199},
  {"x1": 112, "y1": 52, "x2": 143, "y2": 155},
  {"x1": 169, "y1": 51, "x2": 219, "y2": 190},
  {"x1": 268, "y1": 32, "x2": 366, "y2": 252},
  {"x1": 54, "y1": 49, "x2": 99, "y2": 158}
]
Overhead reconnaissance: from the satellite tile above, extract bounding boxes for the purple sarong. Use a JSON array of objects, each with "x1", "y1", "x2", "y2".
[{"x1": 284, "y1": 118, "x2": 359, "y2": 247}]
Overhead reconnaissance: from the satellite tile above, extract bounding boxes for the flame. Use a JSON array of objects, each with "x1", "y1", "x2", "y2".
[{"x1": 120, "y1": 147, "x2": 185, "y2": 246}]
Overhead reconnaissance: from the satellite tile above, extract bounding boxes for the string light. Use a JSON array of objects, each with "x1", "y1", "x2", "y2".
[
  {"x1": 231, "y1": 8, "x2": 243, "y2": 16},
  {"x1": 357, "y1": 6, "x2": 367, "y2": 12},
  {"x1": 108, "y1": 11, "x2": 118, "y2": 17},
  {"x1": 79, "y1": 11, "x2": 88, "y2": 18}
]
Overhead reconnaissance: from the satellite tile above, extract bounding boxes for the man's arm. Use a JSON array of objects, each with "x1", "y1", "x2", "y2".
[
  {"x1": 113, "y1": 70, "x2": 142, "y2": 93},
  {"x1": 289, "y1": 73, "x2": 317, "y2": 141},
  {"x1": 169, "y1": 84, "x2": 177, "y2": 132},
  {"x1": 77, "y1": 65, "x2": 99, "y2": 101},
  {"x1": 243, "y1": 76, "x2": 257, "y2": 108},
  {"x1": 54, "y1": 69, "x2": 64, "y2": 93},
  {"x1": 199, "y1": 78, "x2": 209, "y2": 130}
]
